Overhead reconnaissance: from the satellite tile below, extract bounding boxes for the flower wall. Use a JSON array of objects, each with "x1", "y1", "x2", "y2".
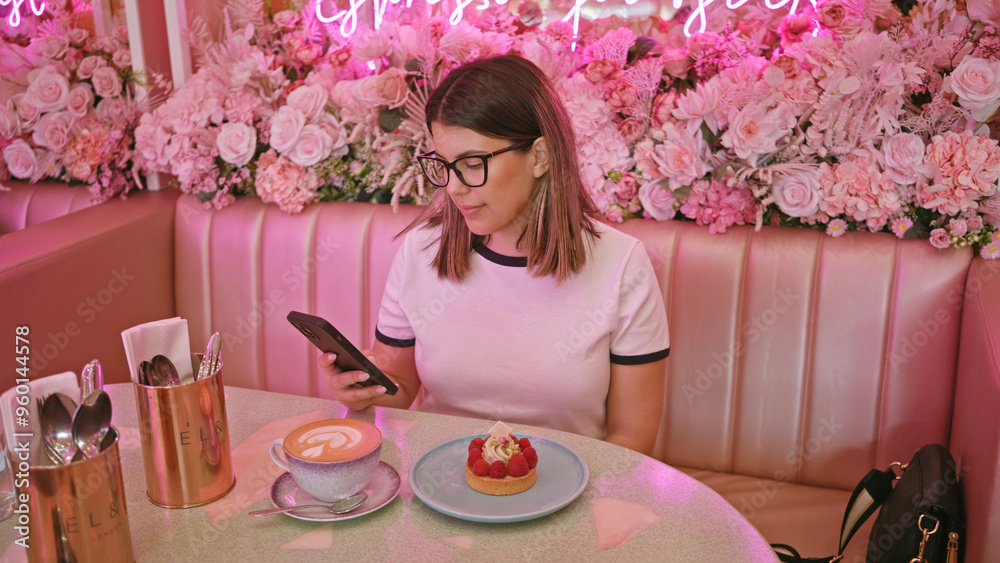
[
  {"x1": 1, "y1": 2, "x2": 144, "y2": 202},
  {"x1": 4, "y1": 0, "x2": 1000, "y2": 258}
]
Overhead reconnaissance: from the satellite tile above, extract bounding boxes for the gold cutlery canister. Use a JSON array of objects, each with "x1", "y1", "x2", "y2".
[
  {"x1": 15, "y1": 429, "x2": 134, "y2": 563},
  {"x1": 133, "y1": 354, "x2": 234, "y2": 508}
]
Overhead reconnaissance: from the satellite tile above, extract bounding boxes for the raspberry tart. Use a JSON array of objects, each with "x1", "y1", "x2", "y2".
[{"x1": 465, "y1": 421, "x2": 539, "y2": 496}]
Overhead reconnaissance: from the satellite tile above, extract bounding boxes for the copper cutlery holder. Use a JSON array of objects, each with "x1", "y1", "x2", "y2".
[
  {"x1": 133, "y1": 354, "x2": 234, "y2": 508},
  {"x1": 14, "y1": 429, "x2": 134, "y2": 563}
]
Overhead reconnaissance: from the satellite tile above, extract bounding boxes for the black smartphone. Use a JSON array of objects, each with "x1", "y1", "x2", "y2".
[{"x1": 287, "y1": 311, "x2": 399, "y2": 395}]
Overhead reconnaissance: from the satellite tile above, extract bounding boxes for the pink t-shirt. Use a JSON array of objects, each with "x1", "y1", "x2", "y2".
[{"x1": 376, "y1": 222, "x2": 670, "y2": 439}]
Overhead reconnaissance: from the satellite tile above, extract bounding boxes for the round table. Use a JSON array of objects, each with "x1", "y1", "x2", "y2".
[{"x1": 2, "y1": 383, "x2": 777, "y2": 561}]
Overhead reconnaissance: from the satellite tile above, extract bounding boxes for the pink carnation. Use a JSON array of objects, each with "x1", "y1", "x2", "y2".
[
  {"x1": 254, "y1": 150, "x2": 320, "y2": 214},
  {"x1": 918, "y1": 131, "x2": 1000, "y2": 215}
]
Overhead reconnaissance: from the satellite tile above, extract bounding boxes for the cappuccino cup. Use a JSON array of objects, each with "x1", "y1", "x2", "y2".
[{"x1": 269, "y1": 419, "x2": 382, "y2": 502}]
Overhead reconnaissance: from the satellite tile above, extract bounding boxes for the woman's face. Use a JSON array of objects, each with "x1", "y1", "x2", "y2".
[{"x1": 430, "y1": 123, "x2": 541, "y2": 255}]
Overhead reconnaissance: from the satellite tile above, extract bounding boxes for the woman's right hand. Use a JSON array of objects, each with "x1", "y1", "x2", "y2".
[{"x1": 319, "y1": 352, "x2": 388, "y2": 411}]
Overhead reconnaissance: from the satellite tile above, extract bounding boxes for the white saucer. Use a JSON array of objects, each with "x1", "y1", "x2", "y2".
[{"x1": 269, "y1": 461, "x2": 400, "y2": 522}]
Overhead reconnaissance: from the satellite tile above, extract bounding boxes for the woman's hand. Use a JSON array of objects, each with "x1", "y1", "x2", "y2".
[{"x1": 319, "y1": 352, "x2": 388, "y2": 411}]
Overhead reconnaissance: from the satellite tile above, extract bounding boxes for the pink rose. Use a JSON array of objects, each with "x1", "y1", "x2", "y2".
[
  {"x1": 67, "y1": 28, "x2": 89, "y2": 46},
  {"x1": 773, "y1": 55, "x2": 802, "y2": 79},
  {"x1": 661, "y1": 49, "x2": 691, "y2": 79},
  {"x1": 294, "y1": 44, "x2": 323, "y2": 66},
  {"x1": 948, "y1": 218, "x2": 969, "y2": 237},
  {"x1": 929, "y1": 228, "x2": 951, "y2": 249},
  {"x1": 286, "y1": 84, "x2": 328, "y2": 122},
  {"x1": 26, "y1": 66, "x2": 70, "y2": 112},
  {"x1": 585, "y1": 60, "x2": 622, "y2": 84},
  {"x1": 615, "y1": 171, "x2": 640, "y2": 201},
  {"x1": 91, "y1": 67, "x2": 123, "y2": 98},
  {"x1": 216, "y1": 122, "x2": 258, "y2": 166},
  {"x1": 31, "y1": 36, "x2": 69, "y2": 60},
  {"x1": 772, "y1": 172, "x2": 822, "y2": 217},
  {"x1": 945, "y1": 57, "x2": 1000, "y2": 121},
  {"x1": 618, "y1": 117, "x2": 645, "y2": 143},
  {"x1": 112, "y1": 48, "x2": 132, "y2": 69},
  {"x1": 605, "y1": 80, "x2": 638, "y2": 114},
  {"x1": 373, "y1": 68, "x2": 410, "y2": 109},
  {"x1": 66, "y1": 83, "x2": 95, "y2": 117},
  {"x1": 327, "y1": 44, "x2": 353, "y2": 66},
  {"x1": 0, "y1": 100, "x2": 19, "y2": 138},
  {"x1": 76, "y1": 56, "x2": 106, "y2": 80},
  {"x1": 12, "y1": 94, "x2": 40, "y2": 128},
  {"x1": 778, "y1": 13, "x2": 814, "y2": 44},
  {"x1": 269, "y1": 106, "x2": 306, "y2": 153},
  {"x1": 3, "y1": 139, "x2": 39, "y2": 179},
  {"x1": 813, "y1": 0, "x2": 864, "y2": 39},
  {"x1": 638, "y1": 179, "x2": 677, "y2": 220},
  {"x1": 31, "y1": 111, "x2": 74, "y2": 150},
  {"x1": 316, "y1": 115, "x2": 349, "y2": 157},
  {"x1": 651, "y1": 93, "x2": 676, "y2": 128},
  {"x1": 288, "y1": 124, "x2": 332, "y2": 167},
  {"x1": 273, "y1": 10, "x2": 302, "y2": 31},
  {"x1": 881, "y1": 133, "x2": 925, "y2": 185},
  {"x1": 113, "y1": 25, "x2": 130, "y2": 42},
  {"x1": 968, "y1": 216, "x2": 985, "y2": 232}
]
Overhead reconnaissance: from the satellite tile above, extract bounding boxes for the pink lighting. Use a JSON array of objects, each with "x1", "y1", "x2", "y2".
[
  {"x1": 311, "y1": 0, "x2": 818, "y2": 45},
  {"x1": 0, "y1": 0, "x2": 47, "y2": 28}
]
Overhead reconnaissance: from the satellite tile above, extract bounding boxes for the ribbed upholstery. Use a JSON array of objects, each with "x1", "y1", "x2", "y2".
[
  {"x1": 618, "y1": 220, "x2": 971, "y2": 491},
  {"x1": 175, "y1": 195, "x2": 422, "y2": 399},
  {"x1": 0, "y1": 182, "x2": 97, "y2": 234}
]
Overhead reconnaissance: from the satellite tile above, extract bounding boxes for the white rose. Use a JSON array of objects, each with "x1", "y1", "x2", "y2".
[
  {"x1": 288, "y1": 124, "x2": 332, "y2": 167},
  {"x1": 881, "y1": 133, "x2": 925, "y2": 185},
  {"x1": 638, "y1": 179, "x2": 677, "y2": 221},
  {"x1": 286, "y1": 84, "x2": 329, "y2": 122},
  {"x1": 269, "y1": 106, "x2": 306, "y2": 153},
  {"x1": 946, "y1": 57, "x2": 1000, "y2": 121},
  {"x1": 216, "y1": 121, "x2": 257, "y2": 166},
  {"x1": 772, "y1": 172, "x2": 822, "y2": 217},
  {"x1": 3, "y1": 139, "x2": 39, "y2": 179}
]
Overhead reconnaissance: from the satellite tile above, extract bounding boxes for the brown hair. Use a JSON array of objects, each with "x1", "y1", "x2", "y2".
[{"x1": 401, "y1": 54, "x2": 601, "y2": 283}]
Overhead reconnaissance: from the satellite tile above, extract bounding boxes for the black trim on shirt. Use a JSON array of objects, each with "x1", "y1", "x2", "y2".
[
  {"x1": 610, "y1": 347, "x2": 670, "y2": 365},
  {"x1": 375, "y1": 327, "x2": 415, "y2": 348},
  {"x1": 474, "y1": 245, "x2": 528, "y2": 267}
]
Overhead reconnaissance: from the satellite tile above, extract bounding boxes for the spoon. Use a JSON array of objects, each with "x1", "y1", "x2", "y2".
[
  {"x1": 139, "y1": 360, "x2": 156, "y2": 386},
  {"x1": 152, "y1": 355, "x2": 180, "y2": 387},
  {"x1": 40, "y1": 393, "x2": 78, "y2": 465},
  {"x1": 248, "y1": 493, "x2": 367, "y2": 517},
  {"x1": 72, "y1": 390, "x2": 112, "y2": 459}
]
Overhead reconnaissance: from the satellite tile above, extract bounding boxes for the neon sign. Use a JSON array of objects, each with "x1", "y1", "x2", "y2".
[
  {"x1": 313, "y1": 0, "x2": 817, "y2": 41},
  {"x1": 0, "y1": 0, "x2": 46, "y2": 28}
]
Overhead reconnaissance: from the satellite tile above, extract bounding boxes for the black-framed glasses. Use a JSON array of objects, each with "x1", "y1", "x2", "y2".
[{"x1": 417, "y1": 140, "x2": 534, "y2": 188}]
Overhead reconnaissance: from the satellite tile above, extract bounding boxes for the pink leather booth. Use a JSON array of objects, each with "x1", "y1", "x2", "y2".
[
  {"x1": 1, "y1": 189, "x2": 997, "y2": 561},
  {"x1": 0, "y1": 182, "x2": 97, "y2": 234}
]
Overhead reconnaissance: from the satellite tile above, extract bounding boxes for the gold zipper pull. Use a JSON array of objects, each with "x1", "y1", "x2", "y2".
[
  {"x1": 946, "y1": 531, "x2": 959, "y2": 563},
  {"x1": 910, "y1": 515, "x2": 939, "y2": 563}
]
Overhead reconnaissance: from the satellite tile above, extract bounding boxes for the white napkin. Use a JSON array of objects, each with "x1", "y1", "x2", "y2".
[
  {"x1": 0, "y1": 372, "x2": 79, "y2": 459},
  {"x1": 121, "y1": 317, "x2": 193, "y2": 383}
]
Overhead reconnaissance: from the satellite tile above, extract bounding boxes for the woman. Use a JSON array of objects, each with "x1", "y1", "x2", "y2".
[{"x1": 321, "y1": 55, "x2": 669, "y2": 455}]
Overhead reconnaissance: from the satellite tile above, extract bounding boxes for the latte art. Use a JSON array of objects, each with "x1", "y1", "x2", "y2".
[
  {"x1": 283, "y1": 419, "x2": 381, "y2": 462},
  {"x1": 296, "y1": 426, "x2": 365, "y2": 459}
]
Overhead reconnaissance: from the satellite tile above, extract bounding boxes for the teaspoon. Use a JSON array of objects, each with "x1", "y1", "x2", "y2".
[
  {"x1": 152, "y1": 355, "x2": 180, "y2": 387},
  {"x1": 248, "y1": 493, "x2": 367, "y2": 517},
  {"x1": 40, "y1": 393, "x2": 78, "y2": 465},
  {"x1": 72, "y1": 390, "x2": 112, "y2": 459}
]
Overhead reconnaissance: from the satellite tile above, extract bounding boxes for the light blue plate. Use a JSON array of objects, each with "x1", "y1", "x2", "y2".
[{"x1": 409, "y1": 433, "x2": 589, "y2": 523}]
